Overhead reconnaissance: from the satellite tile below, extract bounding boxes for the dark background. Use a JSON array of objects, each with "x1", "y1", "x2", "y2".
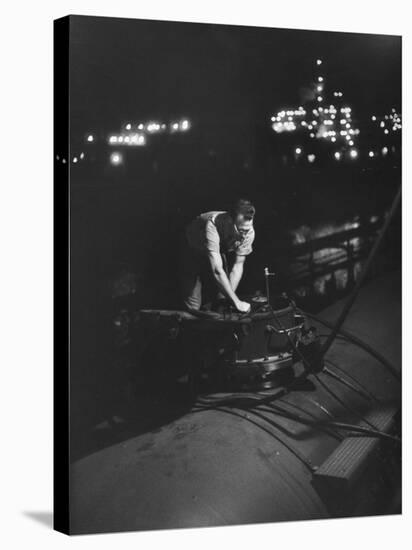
[{"x1": 64, "y1": 16, "x2": 401, "y2": 460}]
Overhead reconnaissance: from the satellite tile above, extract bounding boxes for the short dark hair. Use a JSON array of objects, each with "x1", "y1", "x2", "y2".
[{"x1": 230, "y1": 199, "x2": 256, "y2": 221}]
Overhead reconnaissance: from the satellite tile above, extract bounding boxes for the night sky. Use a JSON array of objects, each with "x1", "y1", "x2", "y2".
[{"x1": 69, "y1": 15, "x2": 401, "y2": 139}]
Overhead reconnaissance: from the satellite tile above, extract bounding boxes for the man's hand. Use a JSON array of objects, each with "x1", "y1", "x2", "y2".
[{"x1": 235, "y1": 300, "x2": 251, "y2": 313}]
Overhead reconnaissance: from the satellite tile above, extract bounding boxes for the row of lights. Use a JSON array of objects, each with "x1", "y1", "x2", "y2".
[
  {"x1": 84, "y1": 118, "x2": 191, "y2": 147},
  {"x1": 295, "y1": 148, "x2": 357, "y2": 162},
  {"x1": 110, "y1": 119, "x2": 191, "y2": 146},
  {"x1": 109, "y1": 134, "x2": 146, "y2": 146},
  {"x1": 294, "y1": 145, "x2": 394, "y2": 162}
]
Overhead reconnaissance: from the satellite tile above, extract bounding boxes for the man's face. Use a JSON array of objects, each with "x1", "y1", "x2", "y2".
[{"x1": 234, "y1": 215, "x2": 253, "y2": 239}]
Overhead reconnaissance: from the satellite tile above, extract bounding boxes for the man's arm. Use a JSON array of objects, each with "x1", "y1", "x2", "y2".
[
  {"x1": 207, "y1": 251, "x2": 250, "y2": 312},
  {"x1": 229, "y1": 254, "x2": 246, "y2": 292}
]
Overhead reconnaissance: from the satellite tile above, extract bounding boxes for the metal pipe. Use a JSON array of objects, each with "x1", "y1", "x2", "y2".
[{"x1": 264, "y1": 267, "x2": 275, "y2": 306}]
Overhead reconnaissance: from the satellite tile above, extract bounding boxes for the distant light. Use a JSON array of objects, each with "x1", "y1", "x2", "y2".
[
  {"x1": 181, "y1": 120, "x2": 190, "y2": 130},
  {"x1": 318, "y1": 76, "x2": 323, "y2": 82},
  {"x1": 334, "y1": 152, "x2": 341, "y2": 160},
  {"x1": 56, "y1": 155, "x2": 60, "y2": 160},
  {"x1": 307, "y1": 154, "x2": 316, "y2": 163},
  {"x1": 349, "y1": 140, "x2": 354, "y2": 146},
  {"x1": 310, "y1": 133, "x2": 315, "y2": 138},
  {"x1": 331, "y1": 137, "x2": 336, "y2": 142},
  {"x1": 80, "y1": 152, "x2": 85, "y2": 159},
  {"x1": 109, "y1": 136, "x2": 117, "y2": 144},
  {"x1": 138, "y1": 124, "x2": 144, "y2": 130},
  {"x1": 271, "y1": 116, "x2": 276, "y2": 121},
  {"x1": 62, "y1": 158, "x2": 66, "y2": 164},
  {"x1": 295, "y1": 147, "x2": 302, "y2": 154},
  {"x1": 110, "y1": 152, "x2": 123, "y2": 165},
  {"x1": 317, "y1": 96, "x2": 323, "y2": 102},
  {"x1": 369, "y1": 151, "x2": 374, "y2": 158},
  {"x1": 87, "y1": 135, "x2": 94, "y2": 142},
  {"x1": 73, "y1": 157, "x2": 78, "y2": 163},
  {"x1": 382, "y1": 146, "x2": 388, "y2": 155},
  {"x1": 316, "y1": 59, "x2": 322, "y2": 65},
  {"x1": 349, "y1": 149, "x2": 358, "y2": 159},
  {"x1": 137, "y1": 135, "x2": 146, "y2": 145},
  {"x1": 171, "y1": 122, "x2": 179, "y2": 131},
  {"x1": 371, "y1": 115, "x2": 376, "y2": 121},
  {"x1": 384, "y1": 129, "x2": 389, "y2": 134},
  {"x1": 317, "y1": 85, "x2": 323, "y2": 92},
  {"x1": 380, "y1": 121, "x2": 385, "y2": 128},
  {"x1": 125, "y1": 123, "x2": 131, "y2": 130},
  {"x1": 147, "y1": 122, "x2": 162, "y2": 133}
]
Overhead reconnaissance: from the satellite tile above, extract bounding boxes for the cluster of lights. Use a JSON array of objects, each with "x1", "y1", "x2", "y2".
[
  {"x1": 271, "y1": 107, "x2": 306, "y2": 133},
  {"x1": 55, "y1": 152, "x2": 85, "y2": 164},
  {"x1": 271, "y1": 59, "x2": 360, "y2": 153},
  {"x1": 268, "y1": 58, "x2": 404, "y2": 164},
  {"x1": 370, "y1": 109, "x2": 401, "y2": 135},
  {"x1": 271, "y1": 103, "x2": 360, "y2": 148}
]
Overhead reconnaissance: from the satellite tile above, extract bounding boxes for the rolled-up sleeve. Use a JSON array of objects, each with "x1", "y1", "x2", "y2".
[
  {"x1": 236, "y1": 228, "x2": 255, "y2": 256},
  {"x1": 204, "y1": 221, "x2": 221, "y2": 254}
]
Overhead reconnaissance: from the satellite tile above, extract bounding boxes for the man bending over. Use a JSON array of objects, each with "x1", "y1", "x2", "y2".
[{"x1": 181, "y1": 199, "x2": 255, "y2": 313}]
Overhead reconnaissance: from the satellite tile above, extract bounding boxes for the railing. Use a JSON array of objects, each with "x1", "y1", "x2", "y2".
[{"x1": 275, "y1": 217, "x2": 385, "y2": 292}]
